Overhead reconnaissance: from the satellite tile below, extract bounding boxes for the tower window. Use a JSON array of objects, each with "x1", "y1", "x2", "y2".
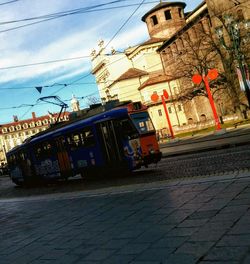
[
  {"x1": 164, "y1": 10, "x2": 172, "y2": 20},
  {"x1": 178, "y1": 8, "x2": 182, "y2": 18},
  {"x1": 150, "y1": 15, "x2": 158, "y2": 25}
]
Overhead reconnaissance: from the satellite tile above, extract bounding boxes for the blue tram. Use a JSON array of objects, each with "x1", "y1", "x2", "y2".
[{"x1": 6, "y1": 102, "x2": 162, "y2": 186}]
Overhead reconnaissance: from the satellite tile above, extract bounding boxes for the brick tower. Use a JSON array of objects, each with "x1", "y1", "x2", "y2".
[{"x1": 141, "y1": 1, "x2": 186, "y2": 40}]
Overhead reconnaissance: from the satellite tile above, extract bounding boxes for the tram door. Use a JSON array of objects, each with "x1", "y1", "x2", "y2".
[
  {"x1": 55, "y1": 137, "x2": 72, "y2": 178},
  {"x1": 97, "y1": 120, "x2": 123, "y2": 166}
]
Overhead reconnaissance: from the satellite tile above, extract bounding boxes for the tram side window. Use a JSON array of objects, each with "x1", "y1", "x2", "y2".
[
  {"x1": 120, "y1": 119, "x2": 138, "y2": 140},
  {"x1": 67, "y1": 134, "x2": 81, "y2": 150},
  {"x1": 44, "y1": 141, "x2": 54, "y2": 156},
  {"x1": 35, "y1": 146, "x2": 42, "y2": 159},
  {"x1": 67, "y1": 127, "x2": 95, "y2": 150},
  {"x1": 81, "y1": 127, "x2": 95, "y2": 147},
  {"x1": 19, "y1": 152, "x2": 26, "y2": 161},
  {"x1": 35, "y1": 141, "x2": 54, "y2": 158},
  {"x1": 55, "y1": 136, "x2": 67, "y2": 149},
  {"x1": 9, "y1": 154, "x2": 16, "y2": 166}
]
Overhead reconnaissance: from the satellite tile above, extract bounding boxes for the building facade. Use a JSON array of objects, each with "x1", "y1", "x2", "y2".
[
  {"x1": 0, "y1": 112, "x2": 69, "y2": 164},
  {"x1": 91, "y1": 0, "x2": 249, "y2": 137}
]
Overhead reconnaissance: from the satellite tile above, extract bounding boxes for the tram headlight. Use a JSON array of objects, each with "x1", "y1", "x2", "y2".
[{"x1": 149, "y1": 149, "x2": 155, "y2": 154}]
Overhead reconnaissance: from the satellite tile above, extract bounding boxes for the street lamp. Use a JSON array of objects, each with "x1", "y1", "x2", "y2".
[
  {"x1": 151, "y1": 90, "x2": 175, "y2": 139},
  {"x1": 192, "y1": 69, "x2": 221, "y2": 131},
  {"x1": 215, "y1": 15, "x2": 250, "y2": 107}
]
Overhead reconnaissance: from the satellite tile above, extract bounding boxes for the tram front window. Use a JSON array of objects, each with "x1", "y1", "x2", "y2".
[
  {"x1": 130, "y1": 112, "x2": 154, "y2": 134},
  {"x1": 120, "y1": 119, "x2": 138, "y2": 140}
]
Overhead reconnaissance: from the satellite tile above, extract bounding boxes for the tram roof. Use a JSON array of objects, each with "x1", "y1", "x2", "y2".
[{"x1": 30, "y1": 107, "x2": 129, "y2": 144}]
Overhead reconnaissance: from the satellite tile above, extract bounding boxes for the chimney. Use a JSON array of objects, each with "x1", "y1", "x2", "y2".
[
  {"x1": 13, "y1": 115, "x2": 18, "y2": 122},
  {"x1": 32, "y1": 112, "x2": 36, "y2": 119}
]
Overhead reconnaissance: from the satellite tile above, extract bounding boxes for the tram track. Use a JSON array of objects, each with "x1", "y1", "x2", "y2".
[{"x1": 0, "y1": 143, "x2": 250, "y2": 199}]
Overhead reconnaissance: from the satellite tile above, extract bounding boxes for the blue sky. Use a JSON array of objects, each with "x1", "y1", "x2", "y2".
[{"x1": 0, "y1": 0, "x2": 203, "y2": 124}]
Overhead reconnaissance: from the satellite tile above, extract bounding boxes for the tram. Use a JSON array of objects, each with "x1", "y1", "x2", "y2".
[{"x1": 6, "y1": 101, "x2": 162, "y2": 186}]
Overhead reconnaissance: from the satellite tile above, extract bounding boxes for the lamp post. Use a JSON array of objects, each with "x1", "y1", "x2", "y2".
[
  {"x1": 151, "y1": 89, "x2": 175, "y2": 139},
  {"x1": 192, "y1": 69, "x2": 221, "y2": 131},
  {"x1": 215, "y1": 15, "x2": 250, "y2": 107}
]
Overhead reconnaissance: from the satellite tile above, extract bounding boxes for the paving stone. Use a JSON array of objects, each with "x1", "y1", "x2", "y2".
[
  {"x1": 131, "y1": 261, "x2": 161, "y2": 264},
  {"x1": 101, "y1": 254, "x2": 136, "y2": 264},
  {"x1": 217, "y1": 234, "x2": 250, "y2": 247},
  {"x1": 117, "y1": 243, "x2": 151, "y2": 255},
  {"x1": 189, "y1": 227, "x2": 227, "y2": 242},
  {"x1": 175, "y1": 241, "x2": 214, "y2": 258},
  {"x1": 99, "y1": 239, "x2": 130, "y2": 249},
  {"x1": 160, "y1": 210, "x2": 192, "y2": 224},
  {"x1": 199, "y1": 262, "x2": 238, "y2": 264},
  {"x1": 228, "y1": 198, "x2": 250, "y2": 206},
  {"x1": 151, "y1": 236, "x2": 188, "y2": 248},
  {"x1": 133, "y1": 230, "x2": 166, "y2": 243},
  {"x1": 188, "y1": 210, "x2": 219, "y2": 220},
  {"x1": 203, "y1": 246, "x2": 248, "y2": 261},
  {"x1": 135, "y1": 248, "x2": 174, "y2": 262},
  {"x1": 165, "y1": 227, "x2": 199, "y2": 237},
  {"x1": 228, "y1": 222, "x2": 250, "y2": 235},
  {"x1": 177, "y1": 219, "x2": 208, "y2": 228},
  {"x1": 82, "y1": 249, "x2": 117, "y2": 261},
  {"x1": 163, "y1": 253, "x2": 198, "y2": 264},
  {"x1": 242, "y1": 253, "x2": 250, "y2": 264}
]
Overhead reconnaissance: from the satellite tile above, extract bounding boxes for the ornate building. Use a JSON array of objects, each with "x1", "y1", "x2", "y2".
[
  {"x1": 0, "y1": 112, "x2": 69, "y2": 164},
  {"x1": 91, "y1": 0, "x2": 249, "y2": 136}
]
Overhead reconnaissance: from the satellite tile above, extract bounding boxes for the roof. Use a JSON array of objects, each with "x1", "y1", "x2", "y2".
[
  {"x1": 139, "y1": 37, "x2": 165, "y2": 46},
  {"x1": 139, "y1": 75, "x2": 172, "y2": 90},
  {"x1": 115, "y1": 68, "x2": 148, "y2": 82},
  {"x1": 1, "y1": 112, "x2": 70, "y2": 128},
  {"x1": 141, "y1": 1, "x2": 186, "y2": 22}
]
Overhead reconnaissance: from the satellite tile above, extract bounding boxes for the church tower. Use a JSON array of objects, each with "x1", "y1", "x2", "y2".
[
  {"x1": 141, "y1": 1, "x2": 186, "y2": 40},
  {"x1": 71, "y1": 95, "x2": 80, "y2": 112}
]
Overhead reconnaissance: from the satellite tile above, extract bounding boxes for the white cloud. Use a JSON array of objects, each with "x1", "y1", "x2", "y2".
[{"x1": 0, "y1": 19, "x2": 148, "y2": 84}]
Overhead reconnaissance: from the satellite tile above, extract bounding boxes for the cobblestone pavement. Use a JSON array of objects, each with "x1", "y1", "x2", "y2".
[
  {"x1": 1, "y1": 173, "x2": 250, "y2": 263},
  {"x1": 160, "y1": 144, "x2": 250, "y2": 179},
  {"x1": 1, "y1": 144, "x2": 250, "y2": 199}
]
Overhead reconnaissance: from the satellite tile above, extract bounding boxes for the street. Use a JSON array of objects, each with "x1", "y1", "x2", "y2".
[
  {"x1": 0, "y1": 125, "x2": 250, "y2": 263},
  {"x1": 1, "y1": 172, "x2": 250, "y2": 263}
]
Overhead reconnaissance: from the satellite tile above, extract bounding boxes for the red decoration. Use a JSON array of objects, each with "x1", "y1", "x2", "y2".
[
  {"x1": 151, "y1": 93, "x2": 159, "y2": 102},
  {"x1": 207, "y1": 69, "x2": 219, "y2": 80},
  {"x1": 163, "y1": 89, "x2": 169, "y2": 99},
  {"x1": 192, "y1": 74, "x2": 202, "y2": 84}
]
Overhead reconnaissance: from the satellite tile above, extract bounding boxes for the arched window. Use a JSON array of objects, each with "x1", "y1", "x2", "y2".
[
  {"x1": 43, "y1": 119, "x2": 48, "y2": 125},
  {"x1": 9, "y1": 126, "x2": 15, "y2": 132},
  {"x1": 200, "y1": 114, "x2": 207, "y2": 122},
  {"x1": 36, "y1": 120, "x2": 42, "y2": 126},
  {"x1": 16, "y1": 125, "x2": 21, "y2": 131},
  {"x1": 29, "y1": 122, "x2": 35, "y2": 128}
]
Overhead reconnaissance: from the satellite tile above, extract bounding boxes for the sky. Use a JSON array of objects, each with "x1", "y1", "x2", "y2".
[{"x1": 0, "y1": 0, "x2": 203, "y2": 124}]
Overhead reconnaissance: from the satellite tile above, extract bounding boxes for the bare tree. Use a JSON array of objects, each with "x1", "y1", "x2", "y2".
[
  {"x1": 167, "y1": 11, "x2": 249, "y2": 118},
  {"x1": 85, "y1": 95, "x2": 101, "y2": 107}
]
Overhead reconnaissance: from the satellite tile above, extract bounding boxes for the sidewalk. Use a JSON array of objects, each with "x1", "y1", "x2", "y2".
[
  {"x1": 1, "y1": 171, "x2": 250, "y2": 263},
  {"x1": 159, "y1": 124, "x2": 250, "y2": 157}
]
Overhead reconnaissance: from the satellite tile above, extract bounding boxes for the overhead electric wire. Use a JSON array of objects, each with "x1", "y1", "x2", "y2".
[
  {"x1": 0, "y1": 91, "x2": 99, "y2": 111},
  {"x1": 0, "y1": 0, "x2": 19, "y2": 6},
  {"x1": 0, "y1": 1, "x2": 158, "y2": 34},
  {"x1": 13, "y1": 0, "x2": 146, "y2": 119},
  {"x1": 0, "y1": 0, "x2": 135, "y2": 25}
]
